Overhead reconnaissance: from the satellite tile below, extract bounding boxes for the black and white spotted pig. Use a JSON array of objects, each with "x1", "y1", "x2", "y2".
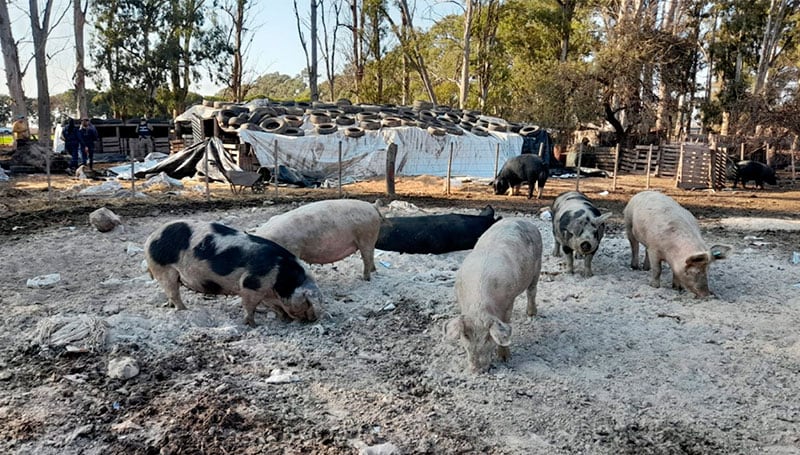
[
  {"x1": 551, "y1": 191, "x2": 612, "y2": 277},
  {"x1": 144, "y1": 220, "x2": 322, "y2": 327}
]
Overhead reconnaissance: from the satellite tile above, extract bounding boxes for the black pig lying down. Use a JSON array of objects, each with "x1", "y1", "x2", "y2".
[
  {"x1": 493, "y1": 154, "x2": 549, "y2": 199},
  {"x1": 376, "y1": 205, "x2": 501, "y2": 254},
  {"x1": 144, "y1": 220, "x2": 322, "y2": 327}
]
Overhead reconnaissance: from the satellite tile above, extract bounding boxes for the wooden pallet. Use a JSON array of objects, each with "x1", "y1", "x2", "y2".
[
  {"x1": 658, "y1": 145, "x2": 680, "y2": 177},
  {"x1": 676, "y1": 143, "x2": 712, "y2": 189}
]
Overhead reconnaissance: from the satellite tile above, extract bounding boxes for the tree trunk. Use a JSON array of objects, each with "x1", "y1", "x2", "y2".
[
  {"x1": 74, "y1": 0, "x2": 88, "y2": 118},
  {"x1": 232, "y1": 0, "x2": 245, "y2": 101},
  {"x1": 754, "y1": 0, "x2": 792, "y2": 97},
  {"x1": 396, "y1": 0, "x2": 436, "y2": 104},
  {"x1": 350, "y1": 0, "x2": 362, "y2": 102},
  {"x1": 310, "y1": 0, "x2": 319, "y2": 101},
  {"x1": 30, "y1": 0, "x2": 55, "y2": 147},
  {"x1": 0, "y1": 0, "x2": 26, "y2": 118},
  {"x1": 459, "y1": 0, "x2": 474, "y2": 109}
]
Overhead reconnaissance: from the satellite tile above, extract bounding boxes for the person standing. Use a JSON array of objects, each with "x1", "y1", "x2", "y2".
[
  {"x1": 79, "y1": 117, "x2": 99, "y2": 169},
  {"x1": 61, "y1": 118, "x2": 82, "y2": 171},
  {"x1": 12, "y1": 115, "x2": 30, "y2": 149},
  {"x1": 136, "y1": 117, "x2": 153, "y2": 160}
]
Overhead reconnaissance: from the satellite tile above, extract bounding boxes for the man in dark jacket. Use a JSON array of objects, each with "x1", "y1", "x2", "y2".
[
  {"x1": 136, "y1": 118, "x2": 154, "y2": 160},
  {"x1": 61, "y1": 118, "x2": 82, "y2": 171},
  {"x1": 79, "y1": 118, "x2": 99, "y2": 168}
]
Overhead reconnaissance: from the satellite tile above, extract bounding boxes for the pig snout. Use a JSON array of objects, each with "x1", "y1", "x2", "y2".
[{"x1": 580, "y1": 241, "x2": 593, "y2": 253}]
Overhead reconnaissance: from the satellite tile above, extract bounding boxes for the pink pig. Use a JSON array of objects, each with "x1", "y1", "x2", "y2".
[
  {"x1": 624, "y1": 191, "x2": 731, "y2": 297},
  {"x1": 254, "y1": 200, "x2": 382, "y2": 280}
]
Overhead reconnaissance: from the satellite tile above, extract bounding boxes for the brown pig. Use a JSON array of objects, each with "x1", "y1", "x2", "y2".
[
  {"x1": 623, "y1": 191, "x2": 731, "y2": 297},
  {"x1": 253, "y1": 200, "x2": 382, "y2": 280},
  {"x1": 444, "y1": 218, "x2": 543, "y2": 372}
]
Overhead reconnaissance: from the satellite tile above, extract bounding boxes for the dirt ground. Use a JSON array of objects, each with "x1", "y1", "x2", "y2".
[{"x1": 0, "y1": 168, "x2": 799, "y2": 454}]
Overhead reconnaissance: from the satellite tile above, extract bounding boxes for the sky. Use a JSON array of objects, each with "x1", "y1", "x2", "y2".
[{"x1": 2, "y1": 0, "x2": 455, "y2": 99}]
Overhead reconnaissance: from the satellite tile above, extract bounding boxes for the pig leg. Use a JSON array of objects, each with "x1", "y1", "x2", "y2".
[
  {"x1": 357, "y1": 242, "x2": 376, "y2": 281},
  {"x1": 583, "y1": 253, "x2": 595, "y2": 277},
  {"x1": 671, "y1": 274, "x2": 683, "y2": 290},
  {"x1": 627, "y1": 230, "x2": 640, "y2": 270},
  {"x1": 156, "y1": 267, "x2": 187, "y2": 310},
  {"x1": 647, "y1": 252, "x2": 662, "y2": 288},
  {"x1": 526, "y1": 184, "x2": 534, "y2": 199},
  {"x1": 526, "y1": 280, "x2": 538, "y2": 317},
  {"x1": 564, "y1": 246, "x2": 575, "y2": 274},
  {"x1": 642, "y1": 250, "x2": 651, "y2": 271},
  {"x1": 552, "y1": 232, "x2": 562, "y2": 257},
  {"x1": 240, "y1": 290, "x2": 264, "y2": 327}
]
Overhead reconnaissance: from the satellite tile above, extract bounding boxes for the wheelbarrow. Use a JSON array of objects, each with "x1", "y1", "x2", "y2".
[{"x1": 227, "y1": 167, "x2": 271, "y2": 194}]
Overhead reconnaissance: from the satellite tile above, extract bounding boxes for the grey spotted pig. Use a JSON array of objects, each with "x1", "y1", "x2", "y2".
[
  {"x1": 145, "y1": 220, "x2": 322, "y2": 327},
  {"x1": 551, "y1": 191, "x2": 612, "y2": 277}
]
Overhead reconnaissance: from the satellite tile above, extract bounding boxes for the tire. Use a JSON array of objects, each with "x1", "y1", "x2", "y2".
[
  {"x1": 418, "y1": 110, "x2": 436, "y2": 122},
  {"x1": 488, "y1": 122, "x2": 507, "y2": 132},
  {"x1": 282, "y1": 127, "x2": 305, "y2": 137},
  {"x1": 344, "y1": 126, "x2": 365, "y2": 138},
  {"x1": 309, "y1": 111, "x2": 331, "y2": 125},
  {"x1": 259, "y1": 117, "x2": 287, "y2": 134},
  {"x1": 284, "y1": 115, "x2": 304, "y2": 127},
  {"x1": 357, "y1": 112, "x2": 378, "y2": 122},
  {"x1": 471, "y1": 126, "x2": 489, "y2": 137},
  {"x1": 445, "y1": 124, "x2": 464, "y2": 136},
  {"x1": 519, "y1": 125, "x2": 540, "y2": 137},
  {"x1": 427, "y1": 125, "x2": 447, "y2": 137},
  {"x1": 360, "y1": 119, "x2": 381, "y2": 130},
  {"x1": 315, "y1": 122, "x2": 338, "y2": 135},
  {"x1": 381, "y1": 117, "x2": 402, "y2": 128},
  {"x1": 335, "y1": 115, "x2": 355, "y2": 126}
]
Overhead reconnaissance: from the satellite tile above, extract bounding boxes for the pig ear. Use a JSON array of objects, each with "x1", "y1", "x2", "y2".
[
  {"x1": 709, "y1": 244, "x2": 732, "y2": 261},
  {"x1": 596, "y1": 212, "x2": 613, "y2": 224},
  {"x1": 443, "y1": 316, "x2": 465, "y2": 341},
  {"x1": 685, "y1": 252, "x2": 710, "y2": 268},
  {"x1": 489, "y1": 319, "x2": 512, "y2": 347}
]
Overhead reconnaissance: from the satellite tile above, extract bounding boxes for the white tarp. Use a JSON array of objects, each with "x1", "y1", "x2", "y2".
[{"x1": 238, "y1": 123, "x2": 523, "y2": 181}]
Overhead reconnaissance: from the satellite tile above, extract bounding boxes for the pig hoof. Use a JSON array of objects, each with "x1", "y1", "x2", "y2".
[
  {"x1": 649, "y1": 280, "x2": 660, "y2": 288},
  {"x1": 244, "y1": 318, "x2": 257, "y2": 328}
]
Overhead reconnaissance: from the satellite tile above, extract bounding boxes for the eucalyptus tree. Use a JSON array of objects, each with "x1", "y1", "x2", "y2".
[{"x1": 0, "y1": 0, "x2": 26, "y2": 118}]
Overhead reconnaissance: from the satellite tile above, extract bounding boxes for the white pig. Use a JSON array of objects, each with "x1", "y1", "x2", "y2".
[
  {"x1": 444, "y1": 218, "x2": 542, "y2": 372},
  {"x1": 254, "y1": 199, "x2": 382, "y2": 280},
  {"x1": 623, "y1": 191, "x2": 731, "y2": 297}
]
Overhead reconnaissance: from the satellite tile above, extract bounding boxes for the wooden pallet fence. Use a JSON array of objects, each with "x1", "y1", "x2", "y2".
[
  {"x1": 657, "y1": 144, "x2": 680, "y2": 177},
  {"x1": 676, "y1": 143, "x2": 713, "y2": 189}
]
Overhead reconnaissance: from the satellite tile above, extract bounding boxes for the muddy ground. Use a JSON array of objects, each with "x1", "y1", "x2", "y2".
[{"x1": 0, "y1": 169, "x2": 798, "y2": 454}]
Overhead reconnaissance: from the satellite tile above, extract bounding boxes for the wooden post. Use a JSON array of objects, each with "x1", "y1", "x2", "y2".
[
  {"x1": 645, "y1": 144, "x2": 653, "y2": 189},
  {"x1": 575, "y1": 141, "x2": 583, "y2": 191},
  {"x1": 386, "y1": 143, "x2": 397, "y2": 196},
  {"x1": 204, "y1": 141, "x2": 209, "y2": 201},
  {"x1": 338, "y1": 141, "x2": 343, "y2": 198},
  {"x1": 493, "y1": 144, "x2": 500, "y2": 179},
  {"x1": 445, "y1": 142, "x2": 454, "y2": 195},
  {"x1": 45, "y1": 144, "x2": 52, "y2": 203},
  {"x1": 740, "y1": 142, "x2": 745, "y2": 161},
  {"x1": 612, "y1": 144, "x2": 620, "y2": 191},
  {"x1": 273, "y1": 139, "x2": 279, "y2": 198},
  {"x1": 130, "y1": 146, "x2": 136, "y2": 197},
  {"x1": 675, "y1": 142, "x2": 685, "y2": 188},
  {"x1": 791, "y1": 140, "x2": 797, "y2": 184}
]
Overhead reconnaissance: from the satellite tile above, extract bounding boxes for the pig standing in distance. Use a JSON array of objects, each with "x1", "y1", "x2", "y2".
[
  {"x1": 623, "y1": 191, "x2": 732, "y2": 297},
  {"x1": 254, "y1": 199, "x2": 381, "y2": 280},
  {"x1": 376, "y1": 205, "x2": 501, "y2": 254},
  {"x1": 444, "y1": 218, "x2": 542, "y2": 372},
  {"x1": 145, "y1": 220, "x2": 321, "y2": 327},
  {"x1": 732, "y1": 160, "x2": 777, "y2": 189},
  {"x1": 493, "y1": 154, "x2": 549, "y2": 199},
  {"x1": 551, "y1": 191, "x2": 612, "y2": 277}
]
